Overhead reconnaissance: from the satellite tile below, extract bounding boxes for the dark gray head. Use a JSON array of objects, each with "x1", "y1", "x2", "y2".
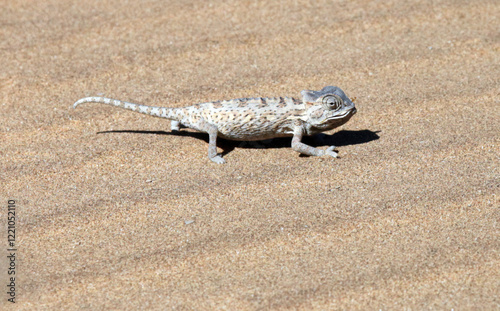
[{"x1": 300, "y1": 86, "x2": 357, "y2": 127}]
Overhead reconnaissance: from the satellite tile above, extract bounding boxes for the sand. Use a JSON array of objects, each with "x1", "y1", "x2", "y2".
[{"x1": 1, "y1": 0, "x2": 499, "y2": 309}]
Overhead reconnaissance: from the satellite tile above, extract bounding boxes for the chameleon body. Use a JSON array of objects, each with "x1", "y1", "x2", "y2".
[{"x1": 73, "y1": 86, "x2": 357, "y2": 164}]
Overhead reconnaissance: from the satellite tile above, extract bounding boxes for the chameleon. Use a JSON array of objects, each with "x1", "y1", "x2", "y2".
[{"x1": 73, "y1": 86, "x2": 357, "y2": 164}]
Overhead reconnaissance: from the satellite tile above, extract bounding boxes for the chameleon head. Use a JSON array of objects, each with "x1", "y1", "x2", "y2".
[{"x1": 300, "y1": 86, "x2": 357, "y2": 130}]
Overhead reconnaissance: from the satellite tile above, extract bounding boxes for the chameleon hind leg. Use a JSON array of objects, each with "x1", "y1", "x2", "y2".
[{"x1": 199, "y1": 119, "x2": 226, "y2": 164}]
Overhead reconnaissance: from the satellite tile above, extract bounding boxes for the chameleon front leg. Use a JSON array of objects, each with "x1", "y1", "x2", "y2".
[
  {"x1": 291, "y1": 126, "x2": 338, "y2": 158},
  {"x1": 199, "y1": 119, "x2": 226, "y2": 164}
]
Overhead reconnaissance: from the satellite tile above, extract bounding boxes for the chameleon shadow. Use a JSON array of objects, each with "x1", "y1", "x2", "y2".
[
  {"x1": 96, "y1": 129, "x2": 379, "y2": 157},
  {"x1": 97, "y1": 129, "x2": 236, "y2": 156},
  {"x1": 311, "y1": 129, "x2": 380, "y2": 147},
  {"x1": 222, "y1": 129, "x2": 380, "y2": 150}
]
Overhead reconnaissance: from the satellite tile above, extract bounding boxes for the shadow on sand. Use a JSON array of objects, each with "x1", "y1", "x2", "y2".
[{"x1": 97, "y1": 129, "x2": 380, "y2": 157}]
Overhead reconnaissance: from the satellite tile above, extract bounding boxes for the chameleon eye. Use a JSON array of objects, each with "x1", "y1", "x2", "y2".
[{"x1": 322, "y1": 95, "x2": 343, "y2": 110}]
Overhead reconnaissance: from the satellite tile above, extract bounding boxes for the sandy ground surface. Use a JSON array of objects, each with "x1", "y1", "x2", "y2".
[{"x1": 1, "y1": 0, "x2": 499, "y2": 309}]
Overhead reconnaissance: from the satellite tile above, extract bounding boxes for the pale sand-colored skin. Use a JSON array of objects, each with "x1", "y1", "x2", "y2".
[
  {"x1": 73, "y1": 86, "x2": 357, "y2": 163},
  {"x1": 2, "y1": 0, "x2": 499, "y2": 310}
]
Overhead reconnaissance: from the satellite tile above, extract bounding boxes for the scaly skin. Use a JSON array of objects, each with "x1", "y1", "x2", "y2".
[{"x1": 73, "y1": 86, "x2": 357, "y2": 164}]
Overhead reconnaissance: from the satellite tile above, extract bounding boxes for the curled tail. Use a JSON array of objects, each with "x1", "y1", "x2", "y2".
[{"x1": 73, "y1": 96, "x2": 176, "y2": 119}]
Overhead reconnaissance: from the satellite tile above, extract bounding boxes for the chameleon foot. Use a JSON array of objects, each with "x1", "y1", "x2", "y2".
[
  {"x1": 210, "y1": 155, "x2": 226, "y2": 164},
  {"x1": 324, "y1": 146, "x2": 338, "y2": 158}
]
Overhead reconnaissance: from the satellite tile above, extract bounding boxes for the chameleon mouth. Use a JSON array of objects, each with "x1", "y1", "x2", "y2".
[
  {"x1": 319, "y1": 107, "x2": 356, "y2": 125},
  {"x1": 331, "y1": 108, "x2": 356, "y2": 120}
]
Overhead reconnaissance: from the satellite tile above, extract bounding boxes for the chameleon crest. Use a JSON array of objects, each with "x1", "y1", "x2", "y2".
[{"x1": 73, "y1": 86, "x2": 357, "y2": 164}]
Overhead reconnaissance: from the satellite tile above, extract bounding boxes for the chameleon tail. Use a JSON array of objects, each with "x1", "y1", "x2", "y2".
[{"x1": 73, "y1": 96, "x2": 177, "y2": 119}]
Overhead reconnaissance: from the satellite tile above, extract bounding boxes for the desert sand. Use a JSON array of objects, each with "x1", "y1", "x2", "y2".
[{"x1": 1, "y1": 0, "x2": 499, "y2": 309}]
